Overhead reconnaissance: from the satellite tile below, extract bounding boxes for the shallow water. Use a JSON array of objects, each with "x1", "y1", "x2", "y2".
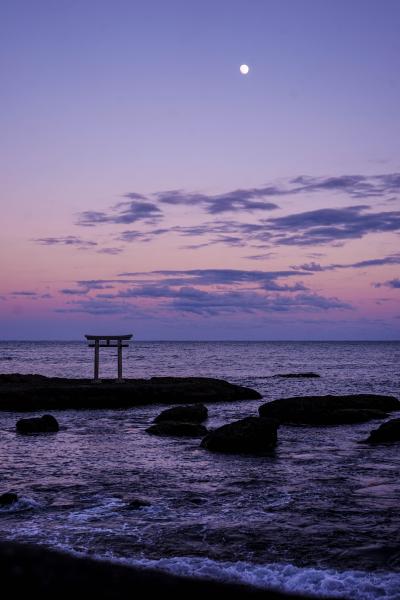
[{"x1": 1, "y1": 341, "x2": 400, "y2": 598}]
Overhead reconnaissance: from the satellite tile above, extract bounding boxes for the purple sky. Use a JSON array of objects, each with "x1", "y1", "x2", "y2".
[{"x1": 1, "y1": 0, "x2": 400, "y2": 340}]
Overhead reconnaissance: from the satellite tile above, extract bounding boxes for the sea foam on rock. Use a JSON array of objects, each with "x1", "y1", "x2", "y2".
[
  {"x1": 364, "y1": 418, "x2": 400, "y2": 444},
  {"x1": 259, "y1": 394, "x2": 399, "y2": 425},
  {"x1": 154, "y1": 404, "x2": 208, "y2": 423},
  {"x1": 16, "y1": 414, "x2": 59, "y2": 434},
  {"x1": 201, "y1": 417, "x2": 278, "y2": 455}
]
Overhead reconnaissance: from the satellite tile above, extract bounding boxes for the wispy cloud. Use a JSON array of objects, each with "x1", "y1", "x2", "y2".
[
  {"x1": 118, "y1": 268, "x2": 312, "y2": 286},
  {"x1": 112, "y1": 205, "x2": 400, "y2": 250},
  {"x1": 77, "y1": 201, "x2": 163, "y2": 227},
  {"x1": 34, "y1": 236, "x2": 98, "y2": 249},
  {"x1": 96, "y1": 247, "x2": 124, "y2": 255},
  {"x1": 9, "y1": 291, "x2": 52, "y2": 300},
  {"x1": 291, "y1": 253, "x2": 400, "y2": 272},
  {"x1": 54, "y1": 268, "x2": 351, "y2": 318},
  {"x1": 374, "y1": 277, "x2": 400, "y2": 289},
  {"x1": 266, "y1": 205, "x2": 400, "y2": 246},
  {"x1": 154, "y1": 188, "x2": 279, "y2": 214},
  {"x1": 55, "y1": 299, "x2": 134, "y2": 315}
]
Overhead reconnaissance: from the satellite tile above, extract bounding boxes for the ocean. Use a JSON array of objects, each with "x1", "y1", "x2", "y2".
[{"x1": 1, "y1": 341, "x2": 400, "y2": 599}]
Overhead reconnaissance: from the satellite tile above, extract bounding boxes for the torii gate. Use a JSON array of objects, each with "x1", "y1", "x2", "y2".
[{"x1": 85, "y1": 334, "x2": 133, "y2": 381}]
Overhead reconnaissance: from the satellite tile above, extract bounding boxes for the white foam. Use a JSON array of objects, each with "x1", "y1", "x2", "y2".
[
  {"x1": 0, "y1": 496, "x2": 40, "y2": 513},
  {"x1": 67, "y1": 497, "x2": 124, "y2": 523},
  {"x1": 117, "y1": 556, "x2": 400, "y2": 599}
]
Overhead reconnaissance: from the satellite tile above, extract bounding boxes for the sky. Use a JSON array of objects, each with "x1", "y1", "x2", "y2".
[{"x1": 1, "y1": 0, "x2": 400, "y2": 340}]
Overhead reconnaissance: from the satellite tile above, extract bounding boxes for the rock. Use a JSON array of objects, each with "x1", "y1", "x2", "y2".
[
  {"x1": 326, "y1": 409, "x2": 388, "y2": 424},
  {"x1": 275, "y1": 372, "x2": 320, "y2": 378},
  {"x1": 364, "y1": 418, "x2": 400, "y2": 443},
  {"x1": 0, "y1": 492, "x2": 18, "y2": 506},
  {"x1": 146, "y1": 421, "x2": 208, "y2": 437},
  {"x1": 16, "y1": 414, "x2": 59, "y2": 434},
  {"x1": 201, "y1": 417, "x2": 278, "y2": 455},
  {"x1": 154, "y1": 404, "x2": 208, "y2": 423},
  {"x1": 259, "y1": 394, "x2": 400, "y2": 425},
  {"x1": 0, "y1": 374, "x2": 261, "y2": 411},
  {"x1": 127, "y1": 498, "x2": 151, "y2": 510}
]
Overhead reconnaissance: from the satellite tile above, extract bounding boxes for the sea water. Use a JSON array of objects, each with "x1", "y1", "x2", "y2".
[{"x1": 0, "y1": 341, "x2": 400, "y2": 598}]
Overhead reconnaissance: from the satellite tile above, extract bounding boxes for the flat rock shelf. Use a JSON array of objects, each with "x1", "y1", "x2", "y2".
[{"x1": 0, "y1": 374, "x2": 262, "y2": 411}]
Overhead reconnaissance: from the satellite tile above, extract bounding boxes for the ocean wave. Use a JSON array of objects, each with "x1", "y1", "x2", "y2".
[{"x1": 119, "y1": 556, "x2": 400, "y2": 600}]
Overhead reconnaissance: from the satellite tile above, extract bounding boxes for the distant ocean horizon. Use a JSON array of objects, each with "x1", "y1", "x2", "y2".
[{"x1": 1, "y1": 338, "x2": 399, "y2": 342}]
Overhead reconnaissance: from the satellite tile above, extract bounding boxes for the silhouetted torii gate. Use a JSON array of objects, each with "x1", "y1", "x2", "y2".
[{"x1": 85, "y1": 334, "x2": 133, "y2": 381}]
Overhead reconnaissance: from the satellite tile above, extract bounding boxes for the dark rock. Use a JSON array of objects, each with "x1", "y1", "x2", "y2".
[
  {"x1": 0, "y1": 492, "x2": 18, "y2": 506},
  {"x1": 326, "y1": 409, "x2": 388, "y2": 424},
  {"x1": 0, "y1": 540, "x2": 321, "y2": 599},
  {"x1": 154, "y1": 404, "x2": 208, "y2": 423},
  {"x1": 0, "y1": 374, "x2": 261, "y2": 411},
  {"x1": 127, "y1": 498, "x2": 151, "y2": 510},
  {"x1": 146, "y1": 421, "x2": 208, "y2": 437},
  {"x1": 201, "y1": 417, "x2": 278, "y2": 455},
  {"x1": 259, "y1": 394, "x2": 400, "y2": 425},
  {"x1": 364, "y1": 418, "x2": 400, "y2": 443},
  {"x1": 276, "y1": 372, "x2": 320, "y2": 378},
  {"x1": 16, "y1": 414, "x2": 59, "y2": 434}
]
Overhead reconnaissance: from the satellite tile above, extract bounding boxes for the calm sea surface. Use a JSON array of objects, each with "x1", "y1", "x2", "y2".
[{"x1": 1, "y1": 341, "x2": 400, "y2": 599}]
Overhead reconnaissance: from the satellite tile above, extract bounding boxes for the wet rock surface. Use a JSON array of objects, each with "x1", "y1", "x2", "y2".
[
  {"x1": 146, "y1": 421, "x2": 208, "y2": 437},
  {"x1": 201, "y1": 417, "x2": 279, "y2": 455},
  {"x1": 154, "y1": 404, "x2": 208, "y2": 423},
  {"x1": 259, "y1": 394, "x2": 400, "y2": 425},
  {"x1": 0, "y1": 374, "x2": 261, "y2": 411},
  {"x1": 16, "y1": 414, "x2": 59, "y2": 433},
  {"x1": 364, "y1": 418, "x2": 400, "y2": 443}
]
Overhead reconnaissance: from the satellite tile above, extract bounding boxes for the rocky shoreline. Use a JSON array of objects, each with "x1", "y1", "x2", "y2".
[{"x1": 0, "y1": 374, "x2": 261, "y2": 411}]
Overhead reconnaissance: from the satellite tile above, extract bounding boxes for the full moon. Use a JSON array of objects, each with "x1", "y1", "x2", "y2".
[{"x1": 240, "y1": 64, "x2": 249, "y2": 75}]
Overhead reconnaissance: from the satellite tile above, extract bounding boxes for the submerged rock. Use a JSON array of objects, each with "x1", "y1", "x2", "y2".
[
  {"x1": 154, "y1": 404, "x2": 208, "y2": 423},
  {"x1": 146, "y1": 421, "x2": 208, "y2": 437},
  {"x1": 127, "y1": 497, "x2": 151, "y2": 510},
  {"x1": 364, "y1": 418, "x2": 400, "y2": 443},
  {"x1": 275, "y1": 372, "x2": 320, "y2": 378},
  {"x1": 201, "y1": 417, "x2": 278, "y2": 455},
  {"x1": 258, "y1": 394, "x2": 399, "y2": 425},
  {"x1": 0, "y1": 492, "x2": 18, "y2": 506},
  {"x1": 16, "y1": 414, "x2": 59, "y2": 434}
]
